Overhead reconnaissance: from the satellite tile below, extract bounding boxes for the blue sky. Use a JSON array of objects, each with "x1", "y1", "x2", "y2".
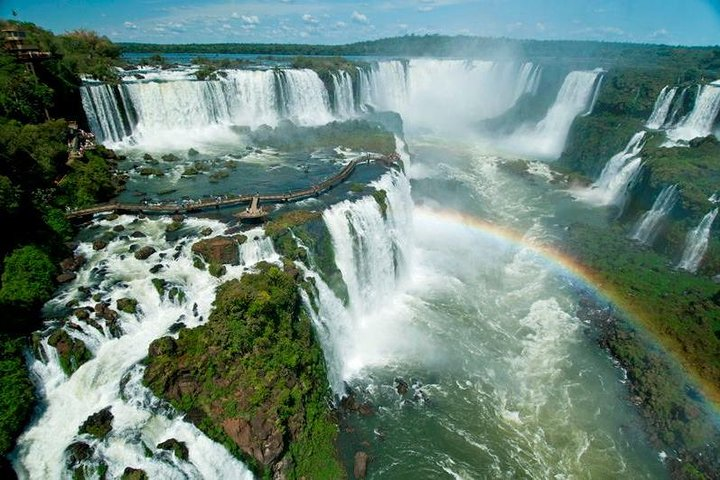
[{"x1": 3, "y1": 0, "x2": 719, "y2": 46}]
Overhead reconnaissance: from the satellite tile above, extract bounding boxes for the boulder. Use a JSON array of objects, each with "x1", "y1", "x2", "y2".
[
  {"x1": 57, "y1": 272, "x2": 77, "y2": 283},
  {"x1": 95, "y1": 303, "x2": 119, "y2": 322},
  {"x1": 157, "y1": 438, "x2": 189, "y2": 461},
  {"x1": 74, "y1": 308, "x2": 90, "y2": 320},
  {"x1": 191, "y1": 235, "x2": 247, "y2": 265},
  {"x1": 116, "y1": 298, "x2": 138, "y2": 314},
  {"x1": 47, "y1": 329, "x2": 91, "y2": 375},
  {"x1": 92, "y1": 240, "x2": 108, "y2": 251},
  {"x1": 148, "y1": 336, "x2": 176, "y2": 357},
  {"x1": 121, "y1": 467, "x2": 148, "y2": 480},
  {"x1": 78, "y1": 407, "x2": 113, "y2": 439},
  {"x1": 66, "y1": 441, "x2": 93, "y2": 467},
  {"x1": 130, "y1": 231, "x2": 146, "y2": 238},
  {"x1": 134, "y1": 246, "x2": 156, "y2": 260},
  {"x1": 394, "y1": 377, "x2": 409, "y2": 395},
  {"x1": 354, "y1": 451, "x2": 369, "y2": 479},
  {"x1": 60, "y1": 255, "x2": 86, "y2": 272},
  {"x1": 222, "y1": 414, "x2": 284, "y2": 466}
]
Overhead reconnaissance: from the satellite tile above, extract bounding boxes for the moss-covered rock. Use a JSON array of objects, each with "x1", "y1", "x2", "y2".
[
  {"x1": 157, "y1": 438, "x2": 189, "y2": 461},
  {"x1": 120, "y1": 467, "x2": 147, "y2": 480},
  {"x1": 208, "y1": 262, "x2": 226, "y2": 278},
  {"x1": 78, "y1": 407, "x2": 113, "y2": 439},
  {"x1": 191, "y1": 235, "x2": 247, "y2": 266},
  {"x1": 116, "y1": 298, "x2": 138, "y2": 314},
  {"x1": 47, "y1": 329, "x2": 92, "y2": 375},
  {"x1": 143, "y1": 263, "x2": 344, "y2": 479}
]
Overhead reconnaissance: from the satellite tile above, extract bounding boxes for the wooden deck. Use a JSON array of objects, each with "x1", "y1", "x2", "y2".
[{"x1": 66, "y1": 153, "x2": 398, "y2": 219}]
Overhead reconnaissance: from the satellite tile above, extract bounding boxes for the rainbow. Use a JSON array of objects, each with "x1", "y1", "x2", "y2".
[{"x1": 416, "y1": 205, "x2": 720, "y2": 409}]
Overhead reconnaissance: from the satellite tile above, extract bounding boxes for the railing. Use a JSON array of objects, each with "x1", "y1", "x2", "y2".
[{"x1": 66, "y1": 153, "x2": 396, "y2": 219}]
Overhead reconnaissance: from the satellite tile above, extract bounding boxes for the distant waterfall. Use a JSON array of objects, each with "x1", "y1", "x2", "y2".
[
  {"x1": 82, "y1": 69, "x2": 333, "y2": 145},
  {"x1": 331, "y1": 70, "x2": 355, "y2": 118},
  {"x1": 631, "y1": 184, "x2": 679, "y2": 245},
  {"x1": 677, "y1": 208, "x2": 718, "y2": 272},
  {"x1": 667, "y1": 81, "x2": 720, "y2": 143},
  {"x1": 302, "y1": 170, "x2": 413, "y2": 393},
  {"x1": 583, "y1": 74, "x2": 604, "y2": 116},
  {"x1": 573, "y1": 131, "x2": 646, "y2": 207},
  {"x1": 357, "y1": 59, "x2": 542, "y2": 130},
  {"x1": 646, "y1": 86, "x2": 678, "y2": 129},
  {"x1": 508, "y1": 70, "x2": 604, "y2": 159}
]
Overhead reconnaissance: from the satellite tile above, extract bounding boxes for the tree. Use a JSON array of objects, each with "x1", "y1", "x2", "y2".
[{"x1": 0, "y1": 245, "x2": 56, "y2": 310}]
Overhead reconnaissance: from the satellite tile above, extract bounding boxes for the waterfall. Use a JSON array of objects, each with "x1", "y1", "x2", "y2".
[
  {"x1": 667, "y1": 81, "x2": 720, "y2": 143},
  {"x1": 331, "y1": 70, "x2": 356, "y2": 118},
  {"x1": 631, "y1": 184, "x2": 679, "y2": 245},
  {"x1": 665, "y1": 87, "x2": 689, "y2": 127},
  {"x1": 508, "y1": 69, "x2": 603, "y2": 159},
  {"x1": 82, "y1": 68, "x2": 334, "y2": 146},
  {"x1": 12, "y1": 217, "x2": 276, "y2": 479},
  {"x1": 356, "y1": 59, "x2": 541, "y2": 130},
  {"x1": 301, "y1": 169, "x2": 413, "y2": 393},
  {"x1": 677, "y1": 208, "x2": 718, "y2": 272},
  {"x1": 646, "y1": 86, "x2": 677, "y2": 129},
  {"x1": 573, "y1": 131, "x2": 646, "y2": 207},
  {"x1": 277, "y1": 69, "x2": 334, "y2": 126},
  {"x1": 582, "y1": 74, "x2": 604, "y2": 116}
]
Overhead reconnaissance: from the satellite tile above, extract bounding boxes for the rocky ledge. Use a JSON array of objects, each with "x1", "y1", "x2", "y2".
[{"x1": 143, "y1": 262, "x2": 344, "y2": 479}]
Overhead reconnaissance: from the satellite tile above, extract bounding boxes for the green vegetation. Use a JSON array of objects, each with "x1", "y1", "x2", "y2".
[
  {"x1": 0, "y1": 335, "x2": 34, "y2": 455},
  {"x1": 250, "y1": 119, "x2": 396, "y2": 155},
  {"x1": 144, "y1": 263, "x2": 344, "y2": 478}
]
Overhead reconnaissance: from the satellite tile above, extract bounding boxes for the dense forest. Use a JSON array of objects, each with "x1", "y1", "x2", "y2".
[{"x1": 0, "y1": 20, "x2": 122, "y2": 468}]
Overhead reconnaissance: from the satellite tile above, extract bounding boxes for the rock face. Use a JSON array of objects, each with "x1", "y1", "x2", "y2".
[
  {"x1": 116, "y1": 298, "x2": 138, "y2": 314},
  {"x1": 121, "y1": 467, "x2": 147, "y2": 480},
  {"x1": 143, "y1": 263, "x2": 343, "y2": 479},
  {"x1": 191, "y1": 235, "x2": 247, "y2": 266},
  {"x1": 354, "y1": 451, "x2": 369, "y2": 479},
  {"x1": 134, "y1": 246, "x2": 156, "y2": 260},
  {"x1": 78, "y1": 407, "x2": 113, "y2": 439},
  {"x1": 56, "y1": 272, "x2": 76, "y2": 283}
]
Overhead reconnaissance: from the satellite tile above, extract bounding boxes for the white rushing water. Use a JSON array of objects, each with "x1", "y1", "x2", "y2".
[
  {"x1": 646, "y1": 86, "x2": 678, "y2": 129},
  {"x1": 505, "y1": 70, "x2": 603, "y2": 159},
  {"x1": 677, "y1": 208, "x2": 718, "y2": 272},
  {"x1": 666, "y1": 81, "x2": 720, "y2": 143},
  {"x1": 13, "y1": 217, "x2": 278, "y2": 479},
  {"x1": 331, "y1": 70, "x2": 355, "y2": 119},
  {"x1": 632, "y1": 184, "x2": 679, "y2": 245},
  {"x1": 573, "y1": 131, "x2": 646, "y2": 207},
  {"x1": 302, "y1": 169, "x2": 415, "y2": 393}
]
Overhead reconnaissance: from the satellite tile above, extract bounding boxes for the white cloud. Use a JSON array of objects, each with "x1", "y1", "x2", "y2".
[
  {"x1": 123, "y1": 21, "x2": 137, "y2": 29},
  {"x1": 352, "y1": 11, "x2": 368, "y2": 23},
  {"x1": 302, "y1": 13, "x2": 318, "y2": 24},
  {"x1": 241, "y1": 15, "x2": 260, "y2": 24},
  {"x1": 650, "y1": 28, "x2": 669, "y2": 39},
  {"x1": 335, "y1": 21, "x2": 347, "y2": 28},
  {"x1": 536, "y1": 22, "x2": 546, "y2": 32}
]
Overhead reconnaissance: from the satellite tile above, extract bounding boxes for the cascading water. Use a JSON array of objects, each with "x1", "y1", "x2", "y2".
[
  {"x1": 82, "y1": 68, "x2": 333, "y2": 147},
  {"x1": 12, "y1": 217, "x2": 277, "y2": 479},
  {"x1": 667, "y1": 81, "x2": 720, "y2": 143},
  {"x1": 582, "y1": 74, "x2": 604, "y2": 116},
  {"x1": 331, "y1": 70, "x2": 356, "y2": 118},
  {"x1": 632, "y1": 184, "x2": 679, "y2": 245},
  {"x1": 573, "y1": 131, "x2": 646, "y2": 207},
  {"x1": 505, "y1": 69, "x2": 603, "y2": 159},
  {"x1": 677, "y1": 208, "x2": 718, "y2": 272},
  {"x1": 646, "y1": 86, "x2": 678, "y2": 129},
  {"x1": 302, "y1": 169, "x2": 414, "y2": 393}
]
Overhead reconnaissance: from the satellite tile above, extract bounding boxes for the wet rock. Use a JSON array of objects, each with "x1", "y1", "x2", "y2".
[
  {"x1": 161, "y1": 153, "x2": 180, "y2": 162},
  {"x1": 78, "y1": 406, "x2": 113, "y2": 439},
  {"x1": 208, "y1": 262, "x2": 226, "y2": 278},
  {"x1": 116, "y1": 298, "x2": 138, "y2": 314},
  {"x1": 47, "y1": 329, "x2": 91, "y2": 375},
  {"x1": 66, "y1": 441, "x2": 93, "y2": 466},
  {"x1": 92, "y1": 240, "x2": 108, "y2": 251},
  {"x1": 130, "y1": 231, "x2": 146, "y2": 238},
  {"x1": 113, "y1": 225, "x2": 125, "y2": 232},
  {"x1": 222, "y1": 415, "x2": 284, "y2": 466},
  {"x1": 151, "y1": 278, "x2": 167, "y2": 296},
  {"x1": 157, "y1": 438, "x2": 189, "y2": 461},
  {"x1": 60, "y1": 255, "x2": 86, "y2": 272},
  {"x1": 394, "y1": 377, "x2": 409, "y2": 395},
  {"x1": 354, "y1": 451, "x2": 369, "y2": 479},
  {"x1": 95, "y1": 303, "x2": 119, "y2": 322},
  {"x1": 74, "y1": 308, "x2": 90, "y2": 320},
  {"x1": 200, "y1": 227, "x2": 213, "y2": 236},
  {"x1": 57, "y1": 272, "x2": 77, "y2": 283},
  {"x1": 143, "y1": 153, "x2": 154, "y2": 161},
  {"x1": 191, "y1": 235, "x2": 247, "y2": 265},
  {"x1": 171, "y1": 214, "x2": 184, "y2": 223},
  {"x1": 134, "y1": 246, "x2": 156, "y2": 260},
  {"x1": 166, "y1": 221, "x2": 183, "y2": 233},
  {"x1": 121, "y1": 467, "x2": 147, "y2": 480},
  {"x1": 168, "y1": 322, "x2": 186, "y2": 334},
  {"x1": 149, "y1": 264, "x2": 163, "y2": 274},
  {"x1": 105, "y1": 213, "x2": 119, "y2": 221},
  {"x1": 148, "y1": 336, "x2": 176, "y2": 357}
]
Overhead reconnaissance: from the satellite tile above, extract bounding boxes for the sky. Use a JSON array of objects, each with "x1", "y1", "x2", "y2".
[{"x1": 2, "y1": 0, "x2": 719, "y2": 46}]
